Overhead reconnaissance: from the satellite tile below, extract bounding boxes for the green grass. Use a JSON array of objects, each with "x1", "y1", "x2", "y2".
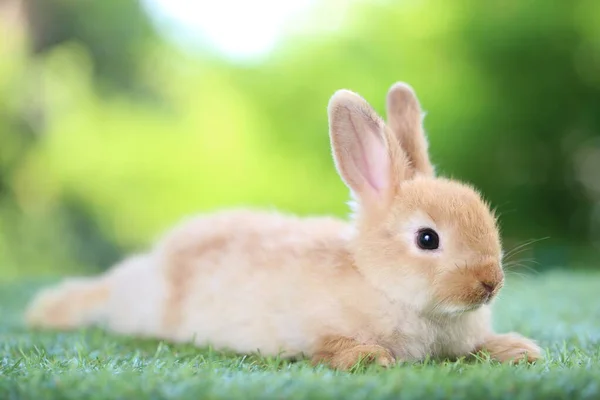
[{"x1": 1, "y1": 270, "x2": 599, "y2": 399}]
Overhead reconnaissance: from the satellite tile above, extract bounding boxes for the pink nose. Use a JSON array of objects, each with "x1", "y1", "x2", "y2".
[{"x1": 481, "y1": 281, "x2": 497, "y2": 293}]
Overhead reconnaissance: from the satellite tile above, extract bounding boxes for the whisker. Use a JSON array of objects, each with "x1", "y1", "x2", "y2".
[
  {"x1": 505, "y1": 263, "x2": 539, "y2": 275},
  {"x1": 504, "y1": 263, "x2": 539, "y2": 271},
  {"x1": 504, "y1": 257, "x2": 541, "y2": 267},
  {"x1": 504, "y1": 270, "x2": 531, "y2": 279},
  {"x1": 503, "y1": 237, "x2": 550, "y2": 260},
  {"x1": 491, "y1": 201, "x2": 517, "y2": 218},
  {"x1": 503, "y1": 252, "x2": 543, "y2": 274},
  {"x1": 504, "y1": 246, "x2": 535, "y2": 261}
]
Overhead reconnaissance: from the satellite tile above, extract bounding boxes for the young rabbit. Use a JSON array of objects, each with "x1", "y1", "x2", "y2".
[{"x1": 25, "y1": 82, "x2": 542, "y2": 369}]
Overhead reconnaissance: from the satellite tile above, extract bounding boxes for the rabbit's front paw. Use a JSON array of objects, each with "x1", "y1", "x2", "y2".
[
  {"x1": 312, "y1": 336, "x2": 395, "y2": 370},
  {"x1": 477, "y1": 332, "x2": 542, "y2": 363}
]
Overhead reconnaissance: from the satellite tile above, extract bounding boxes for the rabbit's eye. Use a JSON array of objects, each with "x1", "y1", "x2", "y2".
[{"x1": 416, "y1": 228, "x2": 439, "y2": 250}]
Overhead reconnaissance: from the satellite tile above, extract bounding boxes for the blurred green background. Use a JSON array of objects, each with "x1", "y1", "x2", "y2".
[{"x1": 1, "y1": 0, "x2": 600, "y2": 281}]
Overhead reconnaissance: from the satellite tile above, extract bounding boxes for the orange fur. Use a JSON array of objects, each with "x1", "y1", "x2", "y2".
[
  {"x1": 386, "y1": 82, "x2": 434, "y2": 178},
  {"x1": 476, "y1": 333, "x2": 542, "y2": 363},
  {"x1": 24, "y1": 82, "x2": 542, "y2": 370},
  {"x1": 26, "y1": 277, "x2": 110, "y2": 329},
  {"x1": 312, "y1": 336, "x2": 395, "y2": 369}
]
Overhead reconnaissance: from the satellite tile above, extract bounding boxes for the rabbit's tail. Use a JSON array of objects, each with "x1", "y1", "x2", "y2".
[
  {"x1": 24, "y1": 254, "x2": 163, "y2": 336},
  {"x1": 25, "y1": 275, "x2": 111, "y2": 330}
]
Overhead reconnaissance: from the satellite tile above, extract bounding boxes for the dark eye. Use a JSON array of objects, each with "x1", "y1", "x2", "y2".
[{"x1": 416, "y1": 228, "x2": 439, "y2": 250}]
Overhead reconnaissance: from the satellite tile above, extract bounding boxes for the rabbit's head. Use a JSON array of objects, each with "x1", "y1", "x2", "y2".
[{"x1": 329, "y1": 83, "x2": 503, "y2": 316}]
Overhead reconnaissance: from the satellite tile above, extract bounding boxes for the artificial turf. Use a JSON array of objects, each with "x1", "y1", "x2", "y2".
[{"x1": 1, "y1": 270, "x2": 599, "y2": 399}]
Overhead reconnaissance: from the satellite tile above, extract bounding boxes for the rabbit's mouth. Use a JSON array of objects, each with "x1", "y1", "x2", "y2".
[
  {"x1": 483, "y1": 291, "x2": 496, "y2": 304},
  {"x1": 429, "y1": 281, "x2": 503, "y2": 316},
  {"x1": 469, "y1": 284, "x2": 501, "y2": 308},
  {"x1": 430, "y1": 267, "x2": 504, "y2": 315}
]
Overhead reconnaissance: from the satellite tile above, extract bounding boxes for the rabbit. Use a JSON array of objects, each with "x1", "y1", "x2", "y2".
[{"x1": 24, "y1": 82, "x2": 542, "y2": 370}]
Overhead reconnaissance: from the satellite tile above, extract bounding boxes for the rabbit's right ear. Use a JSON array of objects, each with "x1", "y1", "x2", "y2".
[
  {"x1": 328, "y1": 90, "x2": 408, "y2": 208},
  {"x1": 386, "y1": 83, "x2": 435, "y2": 178}
]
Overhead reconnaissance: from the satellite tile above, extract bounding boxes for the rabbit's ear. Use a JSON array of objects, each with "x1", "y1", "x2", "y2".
[
  {"x1": 328, "y1": 89, "x2": 408, "y2": 206},
  {"x1": 386, "y1": 82, "x2": 434, "y2": 178}
]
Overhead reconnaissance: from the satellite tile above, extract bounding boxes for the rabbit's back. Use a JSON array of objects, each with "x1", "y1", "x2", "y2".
[{"x1": 158, "y1": 209, "x2": 351, "y2": 267}]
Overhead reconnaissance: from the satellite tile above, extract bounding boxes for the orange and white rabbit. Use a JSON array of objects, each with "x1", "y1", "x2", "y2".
[{"x1": 25, "y1": 82, "x2": 542, "y2": 369}]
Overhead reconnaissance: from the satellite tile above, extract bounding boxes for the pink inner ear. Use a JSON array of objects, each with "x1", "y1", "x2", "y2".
[
  {"x1": 375, "y1": 137, "x2": 391, "y2": 191},
  {"x1": 350, "y1": 112, "x2": 390, "y2": 194},
  {"x1": 364, "y1": 135, "x2": 389, "y2": 192}
]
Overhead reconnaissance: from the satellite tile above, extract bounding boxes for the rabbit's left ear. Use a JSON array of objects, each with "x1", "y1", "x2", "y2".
[{"x1": 386, "y1": 82, "x2": 435, "y2": 178}]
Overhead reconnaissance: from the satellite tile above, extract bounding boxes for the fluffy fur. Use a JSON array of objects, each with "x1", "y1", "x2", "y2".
[{"x1": 24, "y1": 82, "x2": 542, "y2": 369}]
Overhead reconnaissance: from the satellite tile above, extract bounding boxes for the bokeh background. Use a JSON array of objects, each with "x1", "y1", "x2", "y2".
[{"x1": 1, "y1": 0, "x2": 600, "y2": 281}]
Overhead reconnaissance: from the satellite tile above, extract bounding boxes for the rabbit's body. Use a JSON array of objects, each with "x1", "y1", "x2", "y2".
[
  {"x1": 27, "y1": 209, "x2": 490, "y2": 361},
  {"x1": 147, "y1": 209, "x2": 372, "y2": 357},
  {"x1": 25, "y1": 83, "x2": 543, "y2": 369}
]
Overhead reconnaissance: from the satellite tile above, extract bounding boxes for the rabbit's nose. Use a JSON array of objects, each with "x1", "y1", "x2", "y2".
[{"x1": 481, "y1": 281, "x2": 497, "y2": 293}]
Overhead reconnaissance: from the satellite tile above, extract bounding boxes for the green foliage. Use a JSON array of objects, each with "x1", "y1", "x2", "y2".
[
  {"x1": 25, "y1": 0, "x2": 158, "y2": 95},
  {"x1": 1, "y1": 271, "x2": 599, "y2": 399},
  {"x1": 1, "y1": 0, "x2": 600, "y2": 276}
]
